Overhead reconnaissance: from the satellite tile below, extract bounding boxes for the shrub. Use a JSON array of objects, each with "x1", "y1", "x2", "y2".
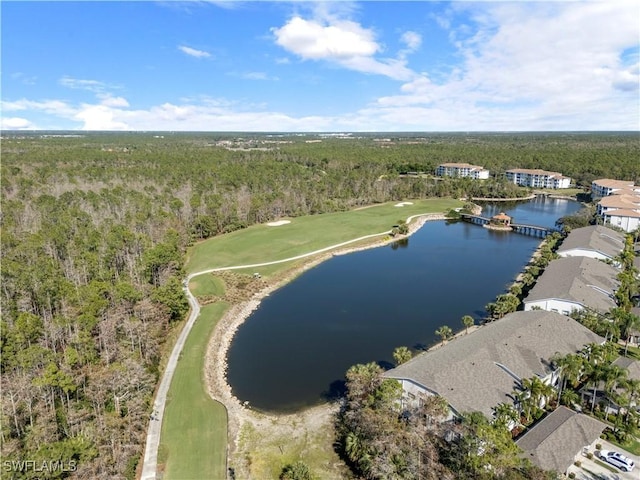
[
  {"x1": 280, "y1": 461, "x2": 314, "y2": 480},
  {"x1": 586, "y1": 452, "x2": 593, "y2": 460},
  {"x1": 568, "y1": 473, "x2": 576, "y2": 479},
  {"x1": 595, "y1": 443, "x2": 601, "y2": 450},
  {"x1": 574, "y1": 460, "x2": 581, "y2": 467}
]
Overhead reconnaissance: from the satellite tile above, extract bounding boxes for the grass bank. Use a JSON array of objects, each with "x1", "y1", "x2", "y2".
[
  {"x1": 164, "y1": 199, "x2": 461, "y2": 478},
  {"x1": 185, "y1": 198, "x2": 462, "y2": 274},
  {"x1": 159, "y1": 302, "x2": 229, "y2": 480}
]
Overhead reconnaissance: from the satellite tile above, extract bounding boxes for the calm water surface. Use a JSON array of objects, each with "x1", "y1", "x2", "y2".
[{"x1": 226, "y1": 197, "x2": 582, "y2": 413}]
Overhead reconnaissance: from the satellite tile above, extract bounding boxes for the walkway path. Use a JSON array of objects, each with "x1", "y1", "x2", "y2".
[{"x1": 139, "y1": 212, "x2": 442, "y2": 479}]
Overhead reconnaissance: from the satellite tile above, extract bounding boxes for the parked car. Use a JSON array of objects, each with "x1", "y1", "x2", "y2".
[{"x1": 598, "y1": 450, "x2": 635, "y2": 472}]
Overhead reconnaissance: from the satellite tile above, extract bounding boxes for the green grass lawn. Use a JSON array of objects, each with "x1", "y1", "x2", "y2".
[
  {"x1": 618, "y1": 344, "x2": 640, "y2": 361},
  {"x1": 185, "y1": 198, "x2": 462, "y2": 274},
  {"x1": 609, "y1": 436, "x2": 640, "y2": 456},
  {"x1": 188, "y1": 274, "x2": 225, "y2": 298},
  {"x1": 159, "y1": 302, "x2": 229, "y2": 480},
  {"x1": 161, "y1": 199, "x2": 461, "y2": 477}
]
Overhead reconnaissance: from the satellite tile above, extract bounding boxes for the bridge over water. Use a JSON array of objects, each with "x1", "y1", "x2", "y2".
[{"x1": 460, "y1": 214, "x2": 555, "y2": 238}]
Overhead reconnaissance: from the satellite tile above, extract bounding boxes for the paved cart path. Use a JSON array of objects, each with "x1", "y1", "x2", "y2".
[{"x1": 140, "y1": 213, "x2": 440, "y2": 479}]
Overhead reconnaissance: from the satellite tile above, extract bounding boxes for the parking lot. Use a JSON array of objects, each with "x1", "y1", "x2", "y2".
[{"x1": 566, "y1": 439, "x2": 638, "y2": 480}]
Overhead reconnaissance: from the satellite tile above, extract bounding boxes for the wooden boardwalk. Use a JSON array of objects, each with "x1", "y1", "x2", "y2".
[{"x1": 460, "y1": 214, "x2": 554, "y2": 237}]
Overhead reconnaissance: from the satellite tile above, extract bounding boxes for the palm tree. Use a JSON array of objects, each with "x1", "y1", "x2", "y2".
[
  {"x1": 392, "y1": 346, "x2": 412, "y2": 366},
  {"x1": 621, "y1": 380, "x2": 640, "y2": 437},
  {"x1": 485, "y1": 302, "x2": 498, "y2": 320},
  {"x1": 461, "y1": 315, "x2": 474, "y2": 335},
  {"x1": 623, "y1": 378, "x2": 640, "y2": 415},
  {"x1": 397, "y1": 220, "x2": 409, "y2": 235},
  {"x1": 520, "y1": 272, "x2": 535, "y2": 287},
  {"x1": 494, "y1": 293, "x2": 520, "y2": 318},
  {"x1": 509, "y1": 283, "x2": 522, "y2": 297},
  {"x1": 344, "y1": 431, "x2": 373, "y2": 476},
  {"x1": 598, "y1": 318, "x2": 620, "y2": 343},
  {"x1": 587, "y1": 363, "x2": 608, "y2": 413},
  {"x1": 435, "y1": 325, "x2": 453, "y2": 346},
  {"x1": 520, "y1": 376, "x2": 553, "y2": 416},
  {"x1": 551, "y1": 353, "x2": 569, "y2": 405},
  {"x1": 345, "y1": 431, "x2": 364, "y2": 463},
  {"x1": 614, "y1": 309, "x2": 640, "y2": 356},
  {"x1": 552, "y1": 353, "x2": 585, "y2": 405},
  {"x1": 560, "y1": 389, "x2": 580, "y2": 408},
  {"x1": 602, "y1": 364, "x2": 628, "y2": 413},
  {"x1": 513, "y1": 388, "x2": 534, "y2": 424},
  {"x1": 581, "y1": 342, "x2": 608, "y2": 366},
  {"x1": 493, "y1": 402, "x2": 519, "y2": 430},
  {"x1": 617, "y1": 411, "x2": 639, "y2": 442}
]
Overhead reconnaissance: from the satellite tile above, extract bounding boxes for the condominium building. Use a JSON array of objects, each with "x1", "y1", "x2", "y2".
[
  {"x1": 435, "y1": 163, "x2": 490, "y2": 179},
  {"x1": 592, "y1": 179, "x2": 640, "y2": 232},
  {"x1": 505, "y1": 169, "x2": 571, "y2": 189},
  {"x1": 596, "y1": 193, "x2": 640, "y2": 216},
  {"x1": 591, "y1": 178, "x2": 636, "y2": 199}
]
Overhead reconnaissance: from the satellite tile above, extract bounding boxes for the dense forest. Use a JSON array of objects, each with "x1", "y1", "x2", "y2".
[{"x1": 1, "y1": 131, "x2": 639, "y2": 479}]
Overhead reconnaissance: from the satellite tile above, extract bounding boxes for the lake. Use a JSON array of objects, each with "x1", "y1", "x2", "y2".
[{"x1": 226, "y1": 196, "x2": 582, "y2": 413}]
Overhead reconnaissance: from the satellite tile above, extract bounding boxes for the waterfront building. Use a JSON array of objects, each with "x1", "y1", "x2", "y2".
[
  {"x1": 556, "y1": 225, "x2": 625, "y2": 263},
  {"x1": 591, "y1": 178, "x2": 637, "y2": 199},
  {"x1": 505, "y1": 169, "x2": 571, "y2": 189},
  {"x1": 602, "y1": 208, "x2": 640, "y2": 233},
  {"x1": 523, "y1": 257, "x2": 619, "y2": 314},
  {"x1": 383, "y1": 311, "x2": 603, "y2": 423},
  {"x1": 591, "y1": 179, "x2": 640, "y2": 232},
  {"x1": 435, "y1": 163, "x2": 490, "y2": 179},
  {"x1": 596, "y1": 193, "x2": 640, "y2": 216}
]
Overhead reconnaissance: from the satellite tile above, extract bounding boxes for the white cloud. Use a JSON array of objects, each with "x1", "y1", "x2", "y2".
[
  {"x1": 59, "y1": 76, "x2": 113, "y2": 93},
  {"x1": 272, "y1": 15, "x2": 415, "y2": 81},
  {"x1": 2, "y1": 98, "x2": 78, "y2": 117},
  {"x1": 4, "y1": 2, "x2": 639, "y2": 133},
  {"x1": 240, "y1": 72, "x2": 278, "y2": 81},
  {"x1": 365, "y1": 1, "x2": 640, "y2": 130},
  {"x1": 1, "y1": 117, "x2": 36, "y2": 130},
  {"x1": 612, "y1": 62, "x2": 640, "y2": 92},
  {"x1": 178, "y1": 45, "x2": 211, "y2": 58},
  {"x1": 273, "y1": 16, "x2": 378, "y2": 59},
  {"x1": 400, "y1": 31, "x2": 421, "y2": 52},
  {"x1": 98, "y1": 94, "x2": 130, "y2": 108},
  {"x1": 398, "y1": 31, "x2": 422, "y2": 61},
  {"x1": 74, "y1": 104, "x2": 130, "y2": 130}
]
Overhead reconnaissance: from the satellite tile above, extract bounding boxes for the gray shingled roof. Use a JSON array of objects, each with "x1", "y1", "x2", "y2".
[
  {"x1": 383, "y1": 311, "x2": 604, "y2": 418},
  {"x1": 524, "y1": 257, "x2": 619, "y2": 312},
  {"x1": 557, "y1": 225, "x2": 624, "y2": 260},
  {"x1": 516, "y1": 406, "x2": 606, "y2": 474},
  {"x1": 614, "y1": 357, "x2": 640, "y2": 381}
]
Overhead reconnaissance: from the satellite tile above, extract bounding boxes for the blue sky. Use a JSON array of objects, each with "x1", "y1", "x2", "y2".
[{"x1": 2, "y1": 1, "x2": 639, "y2": 131}]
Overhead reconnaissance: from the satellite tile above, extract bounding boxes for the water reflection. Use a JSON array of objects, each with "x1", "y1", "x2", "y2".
[{"x1": 226, "y1": 197, "x2": 582, "y2": 413}]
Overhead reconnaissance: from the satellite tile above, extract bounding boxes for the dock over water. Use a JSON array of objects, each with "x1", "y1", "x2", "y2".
[{"x1": 460, "y1": 214, "x2": 555, "y2": 238}]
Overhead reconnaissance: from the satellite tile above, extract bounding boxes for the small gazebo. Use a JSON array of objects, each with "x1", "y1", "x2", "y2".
[{"x1": 490, "y1": 212, "x2": 512, "y2": 227}]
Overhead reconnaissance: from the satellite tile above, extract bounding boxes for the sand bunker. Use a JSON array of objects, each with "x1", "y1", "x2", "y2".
[
  {"x1": 394, "y1": 202, "x2": 414, "y2": 207},
  {"x1": 266, "y1": 220, "x2": 291, "y2": 226}
]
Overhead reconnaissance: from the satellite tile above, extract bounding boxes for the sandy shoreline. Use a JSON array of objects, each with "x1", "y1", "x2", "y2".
[{"x1": 202, "y1": 213, "x2": 446, "y2": 463}]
